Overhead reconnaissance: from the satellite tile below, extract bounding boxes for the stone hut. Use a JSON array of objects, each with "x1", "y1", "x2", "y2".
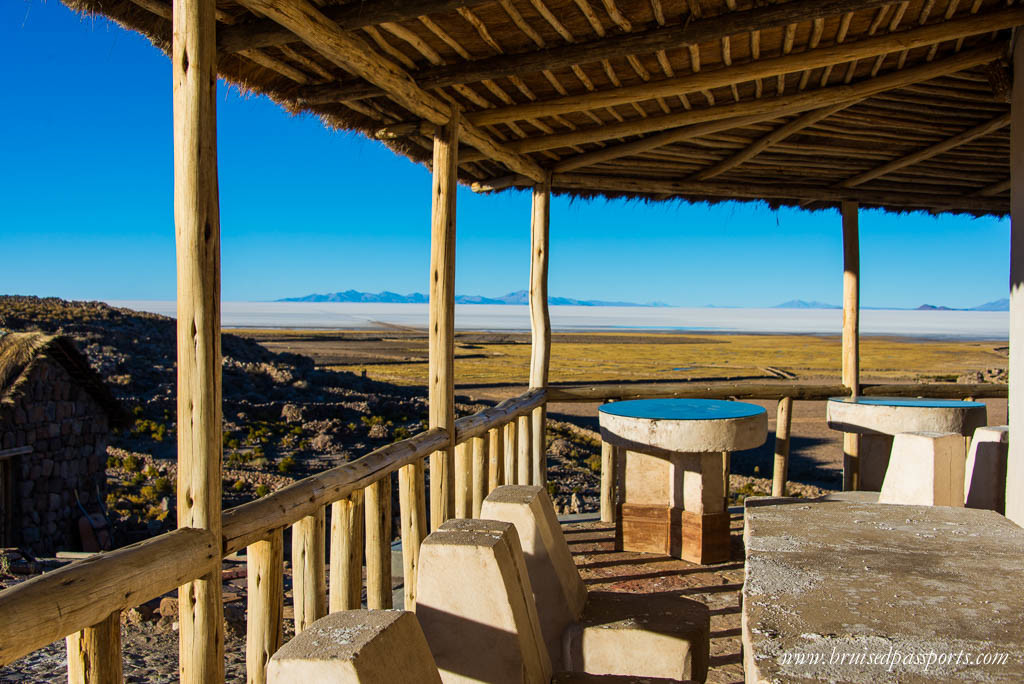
[{"x1": 0, "y1": 332, "x2": 125, "y2": 555}]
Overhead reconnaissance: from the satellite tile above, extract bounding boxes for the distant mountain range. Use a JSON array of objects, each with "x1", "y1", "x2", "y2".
[
  {"x1": 278, "y1": 289, "x2": 669, "y2": 307},
  {"x1": 774, "y1": 298, "x2": 1009, "y2": 312}
]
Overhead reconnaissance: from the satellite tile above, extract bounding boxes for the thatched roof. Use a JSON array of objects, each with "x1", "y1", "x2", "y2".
[
  {"x1": 0, "y1": 332, "x2": 127, "y2": 427},
  {"x1": 59, "y1": 0, "x2": 1018, "y2": 216}
]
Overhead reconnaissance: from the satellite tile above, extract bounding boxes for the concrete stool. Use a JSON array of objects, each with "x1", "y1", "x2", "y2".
[
  {"x1": 964, "y1": 425, "x2": 1009, "y2": 513},
  {"x1": 480, "y1": 485, "x2": 587, "y2": 666},
  {"x1": 483, "y1": 485, "x2": 710, "y2": 682},
  {"x1": 415, "y1": 518, "x2": 552, "y2": 684},
  {"x1": 878, "y1": 432, "x2": 966, "y2": 507},
  {"x1": 552, "y1": 674, "x2": 696, "y2": 683},
  {"x1": 267, "y1": 610, "x2": 441, "y2": 683}
]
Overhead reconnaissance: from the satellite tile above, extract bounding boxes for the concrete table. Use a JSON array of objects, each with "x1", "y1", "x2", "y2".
[
  {"x1": 743, "y1": 498, "x2": 1024, "y2": 682},
  {"x1": 598, "y1": 399, "x2": 767, "y2": 564},
  {"x1": 826, "y1": 397, "x2": 986, "y2": 491}
]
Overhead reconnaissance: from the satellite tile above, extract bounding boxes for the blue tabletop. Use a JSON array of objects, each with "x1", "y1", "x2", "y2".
[
  {"x1": 828, "y1": 397, "x2": 985, "y2": 409},
  {"x1": 598, "y1": 398, "x2": 766, "y2": 420}
]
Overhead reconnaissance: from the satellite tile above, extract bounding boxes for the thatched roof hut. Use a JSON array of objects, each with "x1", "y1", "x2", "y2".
[{"x1": 59, "y1": 0, "x2": 1016, "y2": 216}]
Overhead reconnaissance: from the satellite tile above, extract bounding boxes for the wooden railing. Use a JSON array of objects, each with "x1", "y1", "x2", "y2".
[
  {"x1": 0, "y1": 387, "x2": 547, "y2": 683},
  {"x1": 0, "y1": 381, "x2": 1006, "y2": 682}
]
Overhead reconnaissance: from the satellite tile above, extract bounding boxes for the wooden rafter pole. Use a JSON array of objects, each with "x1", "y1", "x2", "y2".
[
  {"x1": 234, "y1": 0, "x2": 545, "y2": 182},
  {"x1": 172, "y1": 0, "x2": 224, "y2": 676},
  {"x1": 693, "y1": 102, "x2": 858, "y2": 180},
  {"x1": 467, "y1": 7, "x2": 1024, "y2": 127},
  {"x1": 842, "y1": 201, "x2": 860, "y2": 491},
  {"x1": 298, "y1": 0, "x2": 897, "y2": 104},
  {"x1": 529, "y1": 176, "x2": 552, "y2": 485},
  {"x1": 838, "y1": 112, "x2": 1011, "y2": 187},
  {"x1": 429, "y1": 107, "x2": 459, "y2": 531},
  {"x1": 506, "y1": 44, "x2": 1006, "y2": 157}
]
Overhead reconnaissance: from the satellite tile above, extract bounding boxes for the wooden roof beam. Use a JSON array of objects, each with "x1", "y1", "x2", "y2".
[
  {"x1": 977, "y1": 178, "x2": 1011, "y2": 196},
  {"x1": 692, "y1": 103, "x2": 859, "y2": 180},
  {"x1": 837, "y1": 112, "x2": 1010, "y2": 187},
  {"x1": 468, "y1": 6, "x2": 1024, "y2": 126},
  {"x1": 235, "y1": 0, "x2": 546, "y2": 182},
  {"x1": 297, "y1": 0, "x2": 897, "y2": 104},
  {"x1": 218, "y1": 0, "x2": 493, "y2": 53},
  {"x1": 515, "y1": 44, "x2": 1005, "y2": 162}
]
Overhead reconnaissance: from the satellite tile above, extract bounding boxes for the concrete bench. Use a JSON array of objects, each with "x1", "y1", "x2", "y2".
[
  {"x1": 267, "y1": 609, "x2": 441, "y2": 683},
  {"x1": 482, "y1": 485, "x2": 710, "y2": 682},
  {"x1": 878, "y1": 431, "x2": 966, "y2": 507},
  {"x1": 964, "y1": 425, "x2": 1009, "y2": 512}
]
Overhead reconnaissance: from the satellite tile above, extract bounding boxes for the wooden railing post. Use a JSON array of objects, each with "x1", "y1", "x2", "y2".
[
  {"x1": 487, "y1": 426, "x2": 505, "y2": 492},
  {"x1": 329, "y1": 491, "x2": 364, "y2": 612},
  {"x1": 291, "y1": 510, "x2": 326, "y2": 634},
  {"x1": 66, "y1": 611, "x2": 122, "y2": 684},
  {"x1": 529, "y1": 177, "x2": 552, "y2": 486},
  {"x1": 842, "y1": 200, "x2": 861, "y2": 491},
  {"x1": 772, "y1": 397, "x2": 794, "y2": 497},
  {"x1": 471, "y1": 435, "x2": 488, "y2": 517},
  {"x1": 454, "y1": 441, "x2": 472, "y2": 518},
  {"x1": 505, "y1": 420, "x2": 518, "y2": 485},
  {"x1": 429, "y1": 107, "x2": 459, "y2": 531},
  {"x1": 517, "y1": 414, "x2": 533, "y2": 485},
  {"x1": 722, "y1": 451, "x2": 731, "y2": 509},
  {"x1": 398, "y1": 462, "x2": 426, "y2": 610},
  {"x1": 365, "y1": 475, "x2": 393, "y2": 609},
  {"x1": 600, "y1": 442, "x2": 618, "y2": 523},
  {"x1": 246, "y1": 532, "x2": 283, "y2": 684},
  {"x1": 172, "y1": 0, "x2": 223, "y2": 675}
]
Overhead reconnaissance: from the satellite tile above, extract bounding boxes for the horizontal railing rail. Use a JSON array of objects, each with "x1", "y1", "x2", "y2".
[
  {"x1": 453, "y1": 388, "x2": 545, "y2": 443},
  {"x1": 547, "y1": 382, "x2": 1007, "y2": 402},
  {"x1": 0, "y1": 528, "x2": 218, "y2": 666}
]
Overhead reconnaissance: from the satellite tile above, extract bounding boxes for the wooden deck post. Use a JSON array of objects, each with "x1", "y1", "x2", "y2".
[
  {"x1": 841, "y1": 200, "x2": 861, "y2": 491},
  {"x1": 600, "y1": 441, "x2": 617, "y2": 523},
  {"x1": 365, "y1": 476, "x2": 393, "y2": 609},
  {"x1": 291, "y1": 510, "x2": 326, "y2": 633},
  {"x1": 246, "y1": 532, "x2": 283, "y2": 684},
  {"x1": 429, "y1": 107, "x2": 459, "y2": 531},
  {"x1": 454, "y1": 441, "x2": 472, "y2": 518},
  {"x1": 505, "y1": 420, "x2": 518, "y2": 485},
  {"x1": 66, "y1": 611, "x2": 122, "y2": 684},
  {"x1": 329, "y1": 492, "x2": 364, "y2": 612},
  {"x1": 1008, "y1": 41, "x2": 1024, "y2": 526},
  {"x1": 398, "y1": 461, "x2": 426, "y2": 609},
  {"x1": 529, "y1": 177, "x2": 552, "y2": 486},
  {"x1": 172, "y1": 0, "x2": 223, "y2": 676},
  {"x1": 517, "y1": 414, "x2": 533, "y2": 485},
  {"x1": 471, "y1": 435, "x2": 487, "y2": 517},
  {"x1": 487, "y1": 425, "x2": 505, "y2": 492},
  {"x1": 772, "y1": 397, "x2": 794, "y2": 497}
]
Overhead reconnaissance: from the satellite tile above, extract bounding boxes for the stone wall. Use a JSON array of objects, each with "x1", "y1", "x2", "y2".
[{"x1": 0, "y1": 358, "x2": 110, "y2": 555}]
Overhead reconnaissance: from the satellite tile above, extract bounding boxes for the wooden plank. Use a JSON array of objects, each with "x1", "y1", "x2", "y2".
[
  {"x1": 0, "y1": 528, "x2": 217, "y2": 666},
  {"x1": 172, "y1": 0, "x2": 223, "y2": 676},
  {"x1": 505, "y1": 420, "x2": 518, "y2": 485},
  {"x1": 235, "y1": 0, "x2": 545, "y2": 181},
  {"x1": 771, "y1": 397, "x2": 794, "y2": 498},
  {"x1": 291, "y1": 510, "x2": 326, "y2": 634},
  {"x1": 468, "y1": 9, "x2": 1024, "y2": 127},
  {"x1": 430, "y1": 108, "x2": 459, "y2": 532},
  {"x1": 66, "y1": 612, "x2": 122, "y2": 684},
  {"x1": 600, "y1": 441, "x2": 617, "y2": 523},
  {"x1": 531, "y1": 407, "x2": 547, "y2": 487},
  {"x1": 471, "y1": 435, "x2": 487, "y2": 517},
  {"x1": 454, "y1": 441, "x2": 472, "y2": 518},
  {"x1": 398, "y1": 462, "x2": 426, "y2": 610},
  {"x1": 218, "y1": 0, "x2": 493, "y2": 52},
  {"x1": 517, "y1": 414, "x2": 533, "y2": 486},
  {"x1": 329, "y1": 491, "x2": 364, "y2": 612},
  {"x1": 365, "y1": 476, "x2": 393, "y2": 609},
  {"x1": 487, "y1": 425, "x2": 505, "y2": 492},
  {"x1": 223, "y1": 429, "x2": 447, "y2": 555},
  {"x1": 245, "y1": 532, "x2": 283, "y2": 684}
]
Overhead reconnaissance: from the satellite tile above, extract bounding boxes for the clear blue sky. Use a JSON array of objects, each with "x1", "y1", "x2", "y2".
[{"x1": 1, "y1": 0, "x2": 1011, "y2": 308}]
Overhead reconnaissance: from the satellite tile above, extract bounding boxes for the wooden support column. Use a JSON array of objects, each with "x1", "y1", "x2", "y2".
[
  {"x1": 517, "y1": 414, "x2": 533, "y2": 485},
  {"x1": 471, "y1": 435, "x2": 487, "y2": 517},
  {"x1": 291, "y1": 510, "x2": 326, "y2": 633},
  {"x1": 529, "y1": 177, "x2": 552, "y2": 486},
  {"x1": 365, "y1": 476, "x2": 393, "y2": 609},
  {"x1": 600, "y1": 442, "x2": 617, "y2": 523},
  {"x1": 429, "y1": 107, "x2": 459, "y2": 531},
  {"x1": 329, "y1": 491, "x2": 364, "y2": 612},
  {"x1": 1008, "y1": 41, "x2": 1024, "y2": 526},
  {"x1": 398, "y1": 462, "x2": 426, "y2": 609},
  {"x1": 487, "y1": 425, "x2": 505, "y2": 492},
  {"x1": 172, "y1": 0, "x2": 223, "y2": 676},
  {"x1": 842, "y1": 200, "x2": 861, "y2": 491},
  {"x1": 245, "y1": 532, "x2": 283, "y2": 684},
  {"x1": 772, "y1": 397, "x2": 794, "y2": 497},
  {"x1": 66, "y1": 612, "x2": 122, "y2": 684}
]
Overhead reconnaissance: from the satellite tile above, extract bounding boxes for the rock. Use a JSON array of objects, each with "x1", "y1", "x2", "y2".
[
  {"x1": 281, "y1": 404, "x2": 304, "y2": 423},
  {"x1": 223, "y1": 603, "x2": 246, "y2": 639},
  {"x1": 367, "y1": 423, "x2": 389, "y2": 440},
  {"x1": 549, "y1": 439, "x2": 574, "y2": 458},
  {"x1": 570, "y1": 493, "x2": 581, "y2": 514},
  {"x1": 158, "y1": 596, "x2": 178, "y2": 618}
]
